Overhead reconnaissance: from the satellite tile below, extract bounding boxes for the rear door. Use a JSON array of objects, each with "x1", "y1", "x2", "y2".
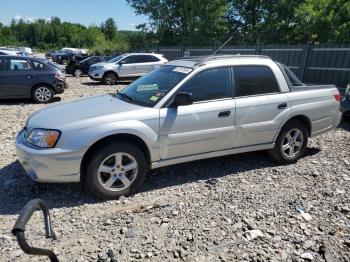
[
  {"x1": 233, "y1": 65, "x2": 290, "y2": 147},
  {"x1": 159, "y1": 67, "x2": 236, "y2": 159},
  {"x1": 137, "y1": 55, "x2": 160, "y2": 75},
  {"x1": 0, "y1": 57, "x2": 35, "y2": 98}
]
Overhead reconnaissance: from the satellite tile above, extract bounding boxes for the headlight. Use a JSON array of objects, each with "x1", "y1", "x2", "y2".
[{"x1": 27, "y1": 129, "x2": 60, "y2": 148}]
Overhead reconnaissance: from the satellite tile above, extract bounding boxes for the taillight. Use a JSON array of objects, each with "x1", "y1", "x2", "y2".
[
  {"x1": 55, "y1": 72, "x2": 64, "y2": 80},
  {"x1": 334, "y1": 90, "x2": 341, "y2": 102},
  {"x1": 334, "y1": 93, "x2": 341, "y2": 102}
]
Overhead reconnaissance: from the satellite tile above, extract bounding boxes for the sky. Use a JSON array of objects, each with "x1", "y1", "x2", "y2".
[{"x1": 0, "y1": 0, "x2": 148, "y2": 30}]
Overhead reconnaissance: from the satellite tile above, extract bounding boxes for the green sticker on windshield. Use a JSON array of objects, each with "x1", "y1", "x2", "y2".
[
  {"x1": 149, "y1": 96, "x2": 159, "y2": 102},
  {"x1": 137, "y1": 84, "x2": 159, "y2": 92}
]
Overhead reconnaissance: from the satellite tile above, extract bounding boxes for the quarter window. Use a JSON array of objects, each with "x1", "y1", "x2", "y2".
[
  {"x1": 234, "y1": 66, "x2": 279, "y2": 97},
  {"x1": 180, "y1": 67, "x2": 231, "y2": 102},
  {"x1": 32, "y1": 61, "x2": 45, "y2": 70}
]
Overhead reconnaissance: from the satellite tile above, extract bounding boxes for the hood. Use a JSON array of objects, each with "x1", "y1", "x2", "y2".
[{"x1": 26, "y1": 95, "x2": 141, "y2": 132}]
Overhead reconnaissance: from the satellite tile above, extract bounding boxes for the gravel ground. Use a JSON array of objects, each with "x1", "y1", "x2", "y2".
[{"x1": 0, "y1": 76, "x2": 349, "y2": 262}]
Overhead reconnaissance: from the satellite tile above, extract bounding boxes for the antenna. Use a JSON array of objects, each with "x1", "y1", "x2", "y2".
[{"x1": 212, "y1": 35, "x2": 234, "y2": 55}]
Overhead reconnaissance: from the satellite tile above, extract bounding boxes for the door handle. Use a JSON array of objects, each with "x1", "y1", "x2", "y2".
[
  {"x1": 277, "y1": 103, "x2": 287, "y2": 110},
  {"x1": 27, "y1": 75, "x2": 33, "y2": 79},
  {"x1": 218, "y1": 111, "x2": 231, "y2": 118}
]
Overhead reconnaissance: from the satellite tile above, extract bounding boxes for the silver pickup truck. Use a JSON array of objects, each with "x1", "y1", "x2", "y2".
[{"x1": 16, "y1": 55, "x2": 342, "y2": 199}]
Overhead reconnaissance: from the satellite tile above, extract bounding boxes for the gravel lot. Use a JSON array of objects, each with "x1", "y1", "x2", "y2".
[{"x1": 0, "y1": 76, "x2": 349, "y2": 262}]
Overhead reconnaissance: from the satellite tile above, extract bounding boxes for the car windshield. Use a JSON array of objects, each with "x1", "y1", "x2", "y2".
[
  {"x1": 79, "y1": 57, "x2": 92, "y2": 64},
  {"x1": 115, "y1": 65, "x2": 193, "y2": 107},
  {"x1": 107, "y1": 55, "x2": 125, "y2": 63}
]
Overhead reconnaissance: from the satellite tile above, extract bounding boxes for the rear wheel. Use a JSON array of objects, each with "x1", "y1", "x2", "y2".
[
  {"x1": 269, "y1": 120, "x2": 308, "y2": 164},
  {"x1": 32, "y1": 85, "x2": 54, "y2": 103},
  {"x1": 83, "y1": 142, "x2": 148, "y2": 199},
  {"x1": 102, "y1": 72, "x2": 118, "y2": 85}
]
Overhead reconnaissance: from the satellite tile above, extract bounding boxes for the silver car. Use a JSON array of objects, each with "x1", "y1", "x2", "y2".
[
  {"x1": 89, "y1": 53, "x2": 168, "y2": 85},
  {"x1": 16, "y1": 55, "x2": 342, "y2": 199}
]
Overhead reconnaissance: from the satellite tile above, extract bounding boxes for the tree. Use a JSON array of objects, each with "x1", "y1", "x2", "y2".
[
  {"x1": 127, "y1": 0, "x2": 229, "y2": 46},
  {"x1": 101, "y1": 18, "x2": 118, "y2": 41},
  {"x1": 295, "y1": 0, "x2": 350, "y2": 43},
  {"x1": 226, "y1": 0, "x2": 304, "y2": 44}
]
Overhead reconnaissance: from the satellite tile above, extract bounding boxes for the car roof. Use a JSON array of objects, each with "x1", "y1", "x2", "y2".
[{"x1": 167, "y1": 55, "x2": 271, "y2": 68}]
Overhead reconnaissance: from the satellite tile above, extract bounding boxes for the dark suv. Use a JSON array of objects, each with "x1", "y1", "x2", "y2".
[
  {"x1": 65, "y1": 56, "x2": 111, "y2": 77},
  {"x1": 0, "y1": 56, "x2": 66, "y2": 103}
]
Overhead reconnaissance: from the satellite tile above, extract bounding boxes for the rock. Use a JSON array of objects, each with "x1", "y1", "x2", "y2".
[
  {"x1": 303, "y1": 240, "x2": 315, "y2": 250},
  {"x1": 301, "y1": 252, "x2": 313, "y2": 260},
  {"x1": 104, "y1": 219, "x2": 113, "y2": 226},
  {"x1": 125, "y1": 229, "x2": 136, "y2": 238},
  {"x1": 245, "y1": 230, "x2": 264, "y2": 240}
]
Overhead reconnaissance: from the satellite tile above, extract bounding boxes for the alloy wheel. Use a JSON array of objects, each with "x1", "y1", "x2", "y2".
[
  {"x1": 97, "y1": 152, "x2": 138, "y2": 192},
  {"x1": 34, "y1": 87, "x2": 52, "y2": 103},
  {"x1": 281, "y1": 128, "x2": 304, "y2": 158}
]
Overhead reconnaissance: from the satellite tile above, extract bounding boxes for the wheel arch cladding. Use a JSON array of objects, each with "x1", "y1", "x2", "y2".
[
  {"x1": 283, "y1": 115, "x2": 311, "y2": 137},
  {"x1": 80, "y1": 133, "x2": 151, "y2": 181}
]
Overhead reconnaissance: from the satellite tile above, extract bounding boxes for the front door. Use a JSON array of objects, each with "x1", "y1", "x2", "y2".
[
  {"x1": 232, "y1": 65, "x2": 290, "y2": 147},
  {"x1": 118, "y1": 55, "x2": 139, "y2": 77},
  {"x1": 159, "y1": 67, "x2": 236, "y2": 159},
  {"x1": 0, "y1": 57, "x2": 34, "y2": 98}
]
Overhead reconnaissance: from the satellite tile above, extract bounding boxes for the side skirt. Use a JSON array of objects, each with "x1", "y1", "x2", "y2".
[{"x1": 151, "y1": 143, "x2": 274, "y2": 169}]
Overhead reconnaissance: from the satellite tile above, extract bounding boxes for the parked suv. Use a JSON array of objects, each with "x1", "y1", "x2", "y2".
[
  {"x1": 0, "y1": 56, "x2": 65, "y2": 103},
  {"x1": 89, "y1": 53, "x2": 168, "y2": 85},
  {"x1": 16, "y1": 55, "x2": 341, "y2": 199},
  {"x1": 66, "y1": 56, "x2": 111, "y2": 77}
]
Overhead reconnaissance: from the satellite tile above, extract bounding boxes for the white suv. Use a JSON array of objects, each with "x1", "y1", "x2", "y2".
[{"x1": 89, "y1": 53, "x2": 168, "y2": 85}]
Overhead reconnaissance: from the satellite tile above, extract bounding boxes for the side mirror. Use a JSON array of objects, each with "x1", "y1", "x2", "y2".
[
  {"x1": 171, "y1": 92, "x2": 193, "y2": 107},
  {"x1": 118, "y1": 60, "x2": 126, "y2": 65}
]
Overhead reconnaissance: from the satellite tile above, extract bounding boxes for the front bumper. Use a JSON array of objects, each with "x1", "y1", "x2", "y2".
[
  {"x1": 16, "y1": 129, "x2": 86, "y2": 183},
  {"x1": 89, "y1": 69, "x2": 104, "y2": 81}
]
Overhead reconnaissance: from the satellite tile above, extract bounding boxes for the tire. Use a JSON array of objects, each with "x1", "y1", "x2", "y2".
[
  {"x1": 83, "y1": 142, "x2": 148, "y2": 200},
  {"x1": 74, "y1": 69, "x2": 83, "y2": 77},
  {"x1": 32, "y1": 85, "x2": 54, "y2": 103},
  {"x1": 102, "y1": 72, "x2": 118, "y2": 85},
  {"x1": 268, "y1": 120, "x2": 308, "y2": 164}
]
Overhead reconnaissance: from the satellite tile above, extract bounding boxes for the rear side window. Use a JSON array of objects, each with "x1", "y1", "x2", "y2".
[
  {"x1": 234, "y1": 66, "x2": 279, "y2": 97},
  {"x1": 139, "y1": 55, "x2": 160, "y2": 63},
  {"x1": 5, "y1": 58, "x2": 32, "y2": 71},
  {"x1": 180, "y1": 67, "x2": 231, "y2": 102},
  {"x1": 0, "y1": 57, "x2": 4, "y2": 71}
]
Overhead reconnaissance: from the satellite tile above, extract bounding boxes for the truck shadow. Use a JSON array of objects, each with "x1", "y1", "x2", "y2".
[
  {"x1": 0, "y1": 147, "x2": 320, "y2": 215},
  {"x1": 339, "y1": 119, "x2": 350, "y2": 131}
]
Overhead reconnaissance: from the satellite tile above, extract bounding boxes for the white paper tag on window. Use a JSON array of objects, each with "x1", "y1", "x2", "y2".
[
  {"x1": 137, "y1": 84, "x2": 159, "y2": 92},
  {"x1": 173, "y1": 67, "x2": 192, "y2": 74}
]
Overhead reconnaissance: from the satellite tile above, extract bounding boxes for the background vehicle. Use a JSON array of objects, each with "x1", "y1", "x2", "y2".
[
  {"x1": 0, "y1": 49, "x2": 20, "y2": 56},
  {"x1": 16, "y1": 55, "x2": 342, "y2": 199},
  {"x1": 65, "y1": 56, "x2": 112, "y2": 77},
  {"x1": 0, "y1": 55, "x2": 65, "y2": 103},
  {"x1": 89, "y1": 53, "x2": 168, "y2": 85},
  {"x1": 340, "y1": 83, "x2": 350, "y2": 120}
]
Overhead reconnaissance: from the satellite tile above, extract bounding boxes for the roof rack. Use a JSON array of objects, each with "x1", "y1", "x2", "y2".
[{"x1": 177, "y1": 54, "x2": 271, "y2": 66}]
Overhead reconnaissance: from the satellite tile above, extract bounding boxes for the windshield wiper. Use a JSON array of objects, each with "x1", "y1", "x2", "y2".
[{"x1": 117, "y1": 92, "x2": 133, "y2": 102}]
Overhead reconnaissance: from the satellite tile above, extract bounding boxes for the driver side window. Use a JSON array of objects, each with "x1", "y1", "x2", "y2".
[
  {"x1": 180, "y1": 67, "x2": 232, "y2": 102},
  {"x1": 120, "y1": 55, "x2": 138, "y2": 64}
]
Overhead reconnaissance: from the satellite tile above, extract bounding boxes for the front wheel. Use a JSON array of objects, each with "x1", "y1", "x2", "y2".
[
  {"x1": 32, "y1": 85, "x2": 54, "y2": 103},
  {"x1": 83, "y1": 142, "x2": 148, "y2": 199},
  {"x1": 269, "y1": 120, "x2": 308, "y2": 164},
  {"x1": 102, "y1": 72, "x2": 118, "y2": 85}
]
